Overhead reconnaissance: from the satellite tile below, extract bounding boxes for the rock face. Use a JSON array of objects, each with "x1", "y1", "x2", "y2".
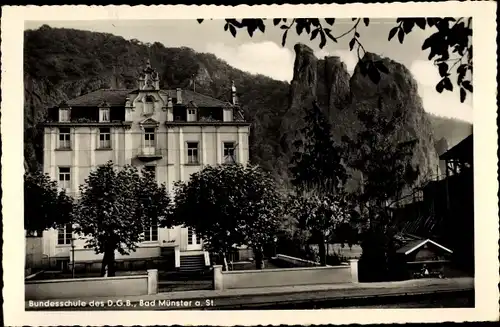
[
  {"x1": 280, "y1": 44, "x2": 318, "y2": 155},
  {"x1": 283, "y1": 43, "x2": 441, "y2": 189}
]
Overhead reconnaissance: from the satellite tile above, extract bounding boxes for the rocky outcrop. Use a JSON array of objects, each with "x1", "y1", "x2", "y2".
[
  {"x1": 318, "y1": 56, "x2": 351, "y2": 118},
  {"x1": 284, "y1": 43, "x2": 442, "y2": 189},
  {"x1": 350, "y1": 52, "x2": 440, "y2": 182},
  {"x1": 280, "y1": 44, "x2": 318, "y2": 155}
]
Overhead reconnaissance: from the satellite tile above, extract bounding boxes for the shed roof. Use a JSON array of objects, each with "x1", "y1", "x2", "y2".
[{"x1": 396, "y1": 238, "x2": 453, "y2": 255}]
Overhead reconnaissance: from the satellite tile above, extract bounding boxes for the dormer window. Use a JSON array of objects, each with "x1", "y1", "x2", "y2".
[
  {"x1": 143, "y1": 95, "x2": 155, "y2": 115},
  {"x1": 223, "y1": 108, "x2": 233, "y2": 122},
  {"x1": 59, "y1": 108, "x2": 70, "y2": 122},
  {"x1": 187, "y1": 108, "x2": 197, "y2": 122},
  {"x1": 99, "y1": 107, "x2": 110, "y2": 122}
]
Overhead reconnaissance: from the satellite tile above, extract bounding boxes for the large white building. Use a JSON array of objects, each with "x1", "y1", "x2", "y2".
[{"x1": 40, "y1": 61, "x2": 251, "y2": 272}]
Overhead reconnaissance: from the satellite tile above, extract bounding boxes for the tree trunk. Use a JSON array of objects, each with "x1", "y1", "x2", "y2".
[
  {"x1": 318, "y1": 233, "x2": 327, "y2": 266},
  {"x1": 100, "y1": 245, "x2": 116, "y2": 277},
  {"x1": 108, "y1": 249, "x2": 116, "y2": 277},
  {"x1": 100, "y1": 250, "x2": 109, "y2": 277},
  {"x1": 254, "y1": 246, "x2": 264, "y2": 270}
]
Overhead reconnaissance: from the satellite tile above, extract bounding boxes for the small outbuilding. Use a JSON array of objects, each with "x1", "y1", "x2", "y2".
[{"x1": 394, "y1": 238, "x2": 454, "y2": 279}]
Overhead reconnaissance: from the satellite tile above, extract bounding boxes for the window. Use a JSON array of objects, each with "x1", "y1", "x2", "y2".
[
  {"x1": 223, "y1": 142, "x2": 236, "y2": 164},
  {"x1": 99, "y1": 107, "x2": 110, "y2": 122},
  {"x1": 144, "y1": 96, "x2": 155, "y2": 115},
  {"x1": 187, "y1": 142, "x2": 199, "y2": 164},
  {"x1": 144, "y1": 224, "x2": 158, "y2": 242},
  {"x1": 57, "y1": 223, "x2": 73, "y2": 245},
  {"x1": 99, "y1": 128, "x2": 111, "y2": 149},
  {"x1": 187, "y1": 108, "x2": 197, "y2": 122},
  {"x1": 59, "y1": 108, "x2": 70, "y2": 122},
  {"x1": 144, "y1": 128, "x2": 155, "y2": 148},
  {"x1": 144, "y1": 165, "x2": 156, "y2": 179},
  {"x1": 58, "y1": 128, "x2": 71, "y2": 149},
  {"x1": 58, "y1": 167, "x2": 71, "y2": 191},
  {"x1": 414, "y1": 190, "x2": 424, "y2": 202}
]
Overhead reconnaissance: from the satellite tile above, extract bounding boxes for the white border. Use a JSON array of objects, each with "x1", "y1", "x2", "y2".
[{"x1": 2, "y1": 2, "x2": 498, "y2": 325}]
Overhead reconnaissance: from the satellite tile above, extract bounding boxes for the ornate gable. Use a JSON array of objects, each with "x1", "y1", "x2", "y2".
[{"x1": 139, "y1": 117, "x2": 160, "y2": 127}]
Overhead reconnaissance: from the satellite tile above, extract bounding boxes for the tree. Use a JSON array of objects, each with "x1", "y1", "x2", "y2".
[
  {"x1": 72, "y1": 162, "x2": 173, "y2": 277},
  {"x1": 347, "y1": 100, "x2": 419, "y2": 229},
  {"x1": 290, "y1": 101, "x2": 348, "y2": 193},
  {"x1": 345, "y1": 99, "x2": 419, "y2": 281},
  {"x1": 172, "y1": 164, "x2": 284, "y2": 270},
  {"x1": 287, "y1": 189, "x2": 351, "y2": 265},
  {"x1": 197, "y1": 17, "x2": 472, "y2": 103},
  {"x1": 138, "y1": 168, "x2": 174, "y2": 231},
  {"x1": 24, "y1": 170, "x2": 73, "y2": 236},
  {"x1": 288, "y1": 101, "x2": 349, "y2": 265}
]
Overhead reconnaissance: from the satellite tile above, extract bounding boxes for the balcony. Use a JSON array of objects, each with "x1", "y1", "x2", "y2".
[{"x1": 137, "y1": 147, "x2": 163, "y2": 162}]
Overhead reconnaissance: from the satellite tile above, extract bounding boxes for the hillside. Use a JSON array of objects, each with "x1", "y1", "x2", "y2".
[{"x1": 24, "y1": 25, "x2": 471, "y2": 182}]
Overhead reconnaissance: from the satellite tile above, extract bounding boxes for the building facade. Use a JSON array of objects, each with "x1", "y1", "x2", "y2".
[{"x1": 40, "y1": 61, "x2": 251, "y2": 270}]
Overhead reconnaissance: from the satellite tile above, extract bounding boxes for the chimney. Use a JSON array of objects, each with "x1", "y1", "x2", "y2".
[
  {"x1": 176, "y1": 88, "x2": 182, "y2": 104},
  {"x1": 231, "y1": 80, "x2": 238, "y2": 105}
]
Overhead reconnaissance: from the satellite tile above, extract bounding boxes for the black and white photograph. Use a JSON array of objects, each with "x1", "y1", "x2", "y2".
[{"x1": 2, "y1": 3, "x2": 498, "y2": 325}]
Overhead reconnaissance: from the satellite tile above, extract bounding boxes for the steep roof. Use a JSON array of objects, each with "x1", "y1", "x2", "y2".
[
  {"x1": 396, "y1": 238, "x2": 453, "y2": 255},
  {"x1": 160, "y1": 89, "x2": 233, "y2": 108},
  {"x1": 65, "y1": 88, "x2": 233, "y2": 108},
  {"x1": 67, "y1": 89, "x2": 133, "y2": 107},
  {"x1": 439, "y1": 134, "x2": 473, "y2": 161}
]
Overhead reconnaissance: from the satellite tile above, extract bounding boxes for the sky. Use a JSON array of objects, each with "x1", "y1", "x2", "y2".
[{"x1": 25, "y1": 19, "x2": 473, "y2": 122}]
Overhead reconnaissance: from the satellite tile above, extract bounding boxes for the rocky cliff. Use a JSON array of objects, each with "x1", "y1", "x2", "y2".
[{"x1": 283, "y1": 43, "x2": 444, "y2": 189}]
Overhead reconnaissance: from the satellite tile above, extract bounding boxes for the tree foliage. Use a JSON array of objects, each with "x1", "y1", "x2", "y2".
[
  {"x1": 346, "y1": 99, "x2": 419, "y2": 225},
  {"x1": 72, "y1": 162, "x2": 173, "y2": 276},
  {"x1": 24, "y1": 170, "x2": 73, "y2": 236},
  {"x1": 286, "y1": 189, "x2": 351, "y2": 264},
  {"x1": 198, "y1": 17, "x2": 472, "y2": 103},
  {"x1": 287, "y1": 101, "x2": 350, "y2": 265},
  {"x1": 290, "y1": 101, "x2": 348, "y2": 194},
  {"x1": 172, "y1": 164, "x2": 284, "y2": 269},
  {"x1": 344, "y1": 99, "x2": 419, "y2": 281}
]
